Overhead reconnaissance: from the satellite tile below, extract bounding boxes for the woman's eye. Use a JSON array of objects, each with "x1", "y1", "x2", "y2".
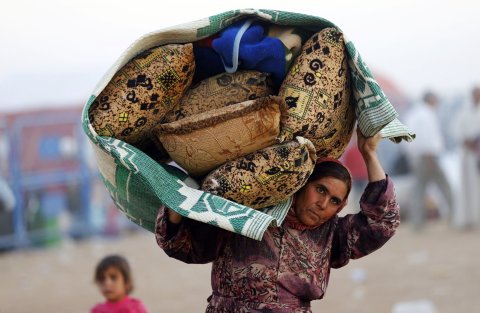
[
  {"x1": 331, "y1": 199, "x2": 340, "y2": 205},
  {"x1": 316, "y1": 186, "x2": 325, "y2": 193}
]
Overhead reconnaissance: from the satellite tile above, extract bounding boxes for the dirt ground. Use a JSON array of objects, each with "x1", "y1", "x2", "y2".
[{"x1": 0, "y1": 219, "x2": 479, "y2": 313}]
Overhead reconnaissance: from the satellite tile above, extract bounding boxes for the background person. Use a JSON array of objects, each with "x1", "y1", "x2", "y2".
[
  {"x1": 91, "y1": 254, "x2": 149, "y2": 313},
  {"x1": 451, "y1": 86, "x2": 480, "y2": 229},
  {"x1": 0, "y1": 176, "x2": 15, "y2": 213},
  {"x1": 403, "y1": 91, "x2": 453, "y2": 230}
]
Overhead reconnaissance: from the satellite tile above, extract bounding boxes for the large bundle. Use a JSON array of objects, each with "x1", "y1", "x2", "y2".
[{"x1": 83, "y1": 9, "x2": 414, "y2": 240}]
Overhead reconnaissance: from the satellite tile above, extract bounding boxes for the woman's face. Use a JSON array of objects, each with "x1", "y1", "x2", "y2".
[
  {"x1": 294, "y1": 176, "x2": 348, "y2": 227},
  {"x1": 97, "y1": 266, "x2": 128, "y2": 302}
]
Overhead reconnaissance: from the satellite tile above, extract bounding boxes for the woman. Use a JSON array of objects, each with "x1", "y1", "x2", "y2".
[{"x1": 155, "y1": 128, "x2": 400, "y2": 312}]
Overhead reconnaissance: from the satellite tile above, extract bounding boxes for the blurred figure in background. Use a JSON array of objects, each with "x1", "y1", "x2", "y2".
[
  {"x1": 404, "y1": 91, "x2": 453, "y2": 231},
  {"x1": 0, "y1": 176, "x2": 15, "y2": 251},
  {"x1": 91, "y1": 255, "x2": 149, "y2": 313},
  {"x1": 0, "y1": 176, "x2": 14, "y2": 213},
  {"x1": 451, "y1": 86, "x2": 480, "y2": 230}
]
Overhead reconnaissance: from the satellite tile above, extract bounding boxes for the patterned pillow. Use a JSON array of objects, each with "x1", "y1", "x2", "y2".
[
  {"x1": 278, "y1": 27, "x2": 355, "y2": 158},
  {"x1": 202, "y1": 137, "x2": 316, "y2": 209},
  {"x1": 162, "y1": 70, "x2": 274, "y2": 123},
  {"x1": 88, "y1": 44, "x2": 195, "y2": 147},
  {"x1": 153, "y1": 96, "x2": 283, "y2": 177}
]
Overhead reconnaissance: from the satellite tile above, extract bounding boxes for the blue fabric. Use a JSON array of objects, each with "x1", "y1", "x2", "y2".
[
  {"x1": 212, "y1": 21, "x2": 287, "y2": 86},
  {"x1": 185, "y1": 20, "x2": 288, "y2": 88},
  {"x1": 192, "y1": 45, "x2": 225, "y2": 83}
]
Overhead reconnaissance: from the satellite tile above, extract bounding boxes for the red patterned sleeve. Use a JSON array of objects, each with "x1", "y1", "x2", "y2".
[
  {"x1": 155, "y1": 206, "x2": 228, "y2": 264},
  {"x1": 330, "y1": 176, "x2": 400, "y2": 268}
]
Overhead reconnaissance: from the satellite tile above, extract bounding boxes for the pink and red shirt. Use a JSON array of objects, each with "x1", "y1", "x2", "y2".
[{"x1": 91, "y1": 296, "x2": 148, "y2": 313}]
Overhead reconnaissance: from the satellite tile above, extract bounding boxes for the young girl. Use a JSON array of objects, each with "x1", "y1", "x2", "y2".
[{"x1": 91, "y1": 255, "x2": 149, "y2": 313}]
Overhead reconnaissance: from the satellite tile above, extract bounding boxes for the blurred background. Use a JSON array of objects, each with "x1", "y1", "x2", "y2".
[{"x1": 1, "y1": 1, "x2": 479, "y2": 312}]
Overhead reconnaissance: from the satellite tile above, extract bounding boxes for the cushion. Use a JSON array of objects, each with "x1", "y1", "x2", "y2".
[
  {"x1": 162, "y1": 70, "x2": 274, "y2": 123},
  {"x1": 278, "y1": 27, "x2": 355, "y2": 159},
  {"x1": 153, "y1": 96, "x2": 283, "y2": 177},
  {"x1": 88, "y1": 43, "x2": 195, "y2": 147},
  {"x1": 202, "y1": 137, "x2": 316, "y2": 209}
]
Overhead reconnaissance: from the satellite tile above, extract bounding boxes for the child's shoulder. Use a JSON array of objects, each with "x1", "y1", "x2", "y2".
[
  {"x1": 90, "y1": 301, "x2": 108, "y2": 313},
  {"x1": 127, "y1": 297, "x2": 149, "y2": 312}
]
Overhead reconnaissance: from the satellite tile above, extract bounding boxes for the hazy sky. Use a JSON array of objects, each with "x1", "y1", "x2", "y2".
[{"x1": 1, "y1": 0, "x2": 478, "y2": 112}]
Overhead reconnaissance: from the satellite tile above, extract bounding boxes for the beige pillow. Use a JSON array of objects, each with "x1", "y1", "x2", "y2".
[
  {"x1": 88, "y1": 44, "x2": 195, "y2": 147},
  {"x1": 153, "y1": 96, "x2": 283, "y2": 177},
  {"x1": 162, "y1": 70, "x2": 274, "y2": 123},
  {"x1": 278, "y1": 27, "x2": 355, "y2": 159},
  {"x1": 202, "y1": 137, "x2": 316, "y2": 209}
]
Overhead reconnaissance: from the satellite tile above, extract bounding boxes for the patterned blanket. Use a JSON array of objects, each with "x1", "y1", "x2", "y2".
[{"x1": 82, "y1": 9, "x2": 415, "y2": 240}]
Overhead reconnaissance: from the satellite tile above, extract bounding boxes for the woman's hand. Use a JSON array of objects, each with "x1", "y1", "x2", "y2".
[
  {"x1": 356, "y1": 127, "x2": 386, "y2": 182},
  {"x1": 356, "y1": 127, "x2": 382, "y2": 158},
  {"x1": 167, "y1": 208, "x2": 183, "y2": 224}
]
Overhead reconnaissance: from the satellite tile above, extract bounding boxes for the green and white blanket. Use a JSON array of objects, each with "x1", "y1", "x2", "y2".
[{"x1": 82, "y1": 8, "x2": 415, "y2": 240}]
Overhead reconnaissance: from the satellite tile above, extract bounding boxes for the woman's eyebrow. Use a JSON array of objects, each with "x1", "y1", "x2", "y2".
[
  {"x1": 331, "y1": 196, "x2": 342, "y2": 203},
  {"x1": 315, "y1": 183, "x2": 326, "y2": 190},
  {"x1": 316, "y1": 183, "x2": 343, "y2": 201}
]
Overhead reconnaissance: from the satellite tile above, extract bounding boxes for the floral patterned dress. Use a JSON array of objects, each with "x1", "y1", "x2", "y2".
[{"x1": 156, "y1": 177, "x2": 399, "y2": 312}]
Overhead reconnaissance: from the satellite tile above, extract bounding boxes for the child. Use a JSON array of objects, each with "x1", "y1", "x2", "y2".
[{"x1": 91, "y1": 254, "x2": 148, "y2": 313}]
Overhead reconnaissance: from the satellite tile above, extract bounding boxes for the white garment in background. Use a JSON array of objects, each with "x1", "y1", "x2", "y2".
[
  {"x1": 403, "y1": 103, "x2": 445, "y2": 159},
  {"x1": 403, "y1": 102, "x2": 453, "y2": 229},
  {"x1": 451, "y1": 102, "x2": 480, "y2": 228}
]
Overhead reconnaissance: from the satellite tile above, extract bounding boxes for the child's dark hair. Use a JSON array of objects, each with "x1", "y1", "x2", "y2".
[
  {"x1": 307, "y1": 161, "x2": 352, "y2": 200},
  {"x1": 94, "y1": 254, "x2": 134, "y2": 294}
]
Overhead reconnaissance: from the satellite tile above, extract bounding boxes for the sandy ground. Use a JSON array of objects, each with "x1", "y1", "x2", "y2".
[{"x1": 0, "y1": 219, "x2": 479, "y2": 313}]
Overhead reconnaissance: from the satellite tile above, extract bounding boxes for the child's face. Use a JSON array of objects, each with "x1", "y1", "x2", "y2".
[{"x1": 97, "y1": 266, "x2": 129, "y2": 302}]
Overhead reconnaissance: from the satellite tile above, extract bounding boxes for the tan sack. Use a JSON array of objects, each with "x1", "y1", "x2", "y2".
[
  {"x1": 89, "y1": 44, "x2": 195, "y2": 147},
  {"x1": 162, "y1": 70, "x2": 274, "y2": 123},
  {"x1": 202, "y1": 136, "x2": 316, "y2": 209},
  {"x1": 153, "y1": 96, "x2": 283, "y2": 177},
  {"x1": 278, "y1": 27, "x2": 355, "y2": 158}
]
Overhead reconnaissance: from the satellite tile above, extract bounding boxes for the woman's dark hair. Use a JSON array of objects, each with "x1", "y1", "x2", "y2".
[
  {"x1": 94, "y1": 254, "x2": 133, "y2": 294},
  {"x1": 307, "y1": 161, "x2": 352, "y2": 200}
]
